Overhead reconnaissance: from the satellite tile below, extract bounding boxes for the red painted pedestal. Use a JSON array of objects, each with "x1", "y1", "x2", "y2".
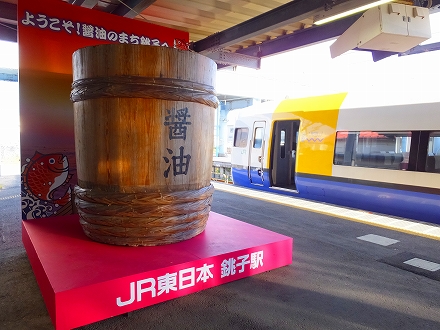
[{"x1": 22, "y1": 212, "x2": 293, "y2": 330}]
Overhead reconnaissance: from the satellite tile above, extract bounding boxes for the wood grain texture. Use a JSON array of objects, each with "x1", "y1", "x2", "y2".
[
  {"x1": 72, "y1": 44, "x2": 217, "y2": 246},
  {"x1": 72, "y1": 44, "x2": 216, "y2": 192}
]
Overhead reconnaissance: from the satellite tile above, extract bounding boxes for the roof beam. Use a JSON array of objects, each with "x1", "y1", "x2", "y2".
[
  {"x1": 228, "y1": 13, "x2": 440, "y2": 66},
  {"x1": 207, "y1": 51, "x2": 261, "y2": 69},
  {"x1": 0, "y1": 2, "x2": 17, "y2": 25},
  {"x1": 193, "y1": 0, "x2": 440, "y2": 56},
  {"x1": 0, "y1": 1, "x2": 17, "y2": 43},
  {"x1": 399, "y1": 41, "x2": 440, "y2": 56},
  {"x1": 191, "y1": 0, "x2": 329, "y2": 54},
  {"x1": 111, "y1": 0, "x2": 157, "y2": 18},
  {"x1": 0, "y1": 23, "x2": 17, "y2": 43},
  {"x1": 232, "y1": 14, "x2": 361, "y2": 59}
]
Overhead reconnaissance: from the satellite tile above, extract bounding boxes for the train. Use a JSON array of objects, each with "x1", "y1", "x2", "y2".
[{"x1": 228, "y1": 92, "x2": 440, "y2": 225}]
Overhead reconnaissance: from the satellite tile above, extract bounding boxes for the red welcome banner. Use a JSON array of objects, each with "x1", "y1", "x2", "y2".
[{"x1": 18, "y1": 0, "x2": 188, "y2": 220}]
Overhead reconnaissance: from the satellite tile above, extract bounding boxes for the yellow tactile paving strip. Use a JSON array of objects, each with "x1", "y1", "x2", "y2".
[{"x1": 212, "y1": 182, "x2": 440, "y2": 241}]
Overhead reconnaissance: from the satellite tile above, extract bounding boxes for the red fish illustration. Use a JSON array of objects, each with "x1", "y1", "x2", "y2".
[{"x1": 22, "y1": 151, "x2": 72, "y2": 206}]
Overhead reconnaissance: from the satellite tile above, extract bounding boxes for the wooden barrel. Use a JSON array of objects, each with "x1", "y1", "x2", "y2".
[{"x1": 70, "y1": 44, "x2": 218, "y2": 246}]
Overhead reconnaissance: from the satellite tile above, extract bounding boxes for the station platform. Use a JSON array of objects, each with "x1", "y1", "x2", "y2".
[
  {"x1": 211, "y1": 182, "x2": 440, "y2": 241},
  {"x1": 2, "y1": 175, "x2": 440, "y2": 330}
]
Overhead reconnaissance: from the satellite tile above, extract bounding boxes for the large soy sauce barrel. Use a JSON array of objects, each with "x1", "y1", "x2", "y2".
[{"x1": 70, "y1": 44, "x2": 218, "y2": 246}]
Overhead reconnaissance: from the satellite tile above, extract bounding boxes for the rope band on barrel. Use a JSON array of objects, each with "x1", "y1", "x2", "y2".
[
  {"x1": 74, "y1": 184, "x2": 215, "y2": 246},
  {"x1": 70, "y1": 76, "x2": 219, "y2": 108}
]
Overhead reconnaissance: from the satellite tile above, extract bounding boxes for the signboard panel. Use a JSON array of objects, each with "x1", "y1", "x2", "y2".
[
  {"x1": 22, "y1": 212, "x2": 294, "y2": 329},
  {"x1": 18, "y1": 0, "x2": 188, "y2": 219}
]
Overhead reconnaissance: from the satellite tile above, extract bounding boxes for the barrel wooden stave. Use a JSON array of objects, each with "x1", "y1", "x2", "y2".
[{"x1": 72, "y1": 44, "x2": 217, "y2": 246}]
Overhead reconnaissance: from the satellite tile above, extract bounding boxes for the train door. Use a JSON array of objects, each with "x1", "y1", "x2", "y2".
[
  {"x1": 270, "y1": 120, "x2": 300, "y2": 189},
  {"x1": 248, "y1": 121, "x2": 266, "y2": 185}
]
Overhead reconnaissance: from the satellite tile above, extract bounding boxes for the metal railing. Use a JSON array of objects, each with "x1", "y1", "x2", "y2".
[{"x1": 211, "y1": 172, "x2": 233, "y2": 184}]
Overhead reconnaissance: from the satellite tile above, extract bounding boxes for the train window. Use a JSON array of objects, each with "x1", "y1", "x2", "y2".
[
  {"x1": 334, "y1": 131, "x2": 357, "y2": 166},
  {"x1": 280, "y1": 130, "x2": 286, "y2": 159},
  {"x1": 253, "y1": 127, "x2": 263, "y2": 149},
  {"x1": 426, "y1": 132, "x2": 440, "y2": 173},
  {"x1": 234, "y1": 128, "x2": 248, "y2": 147},
  {"x1": 334, "y1": 131, "x2": 410, "y2": 170}
]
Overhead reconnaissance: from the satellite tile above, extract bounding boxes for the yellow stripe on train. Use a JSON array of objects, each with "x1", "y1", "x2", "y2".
[{"x1": 273, "y1": 93, "x2": 347, "y2": 176}]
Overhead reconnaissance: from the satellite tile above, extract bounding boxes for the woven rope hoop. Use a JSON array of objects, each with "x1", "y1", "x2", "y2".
[
  {"x1": 70, "y1": 76, "x2": 219, "y2": 108},
  {"x1": 75, "y1": 184, "x2": 214, "y2": 246}
]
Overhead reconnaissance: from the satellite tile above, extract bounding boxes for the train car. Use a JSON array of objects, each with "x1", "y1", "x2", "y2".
[{"x1": 230, "y1": 92, "x2": 440, "y2": 225}]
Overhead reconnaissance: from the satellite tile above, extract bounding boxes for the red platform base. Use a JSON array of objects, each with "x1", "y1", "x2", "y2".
[{"x1": 22, "y1": 212, "x2": 293, "y2": 330}]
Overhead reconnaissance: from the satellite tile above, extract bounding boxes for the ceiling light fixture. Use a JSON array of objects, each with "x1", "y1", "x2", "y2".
[{"x1": 314, "y1": 0, "x2": 394, "y2": 25}]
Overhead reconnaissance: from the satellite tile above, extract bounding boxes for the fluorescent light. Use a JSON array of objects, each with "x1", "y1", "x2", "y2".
[{"x1": 314, "y1": 0, "x2": 394, "y2": 25}]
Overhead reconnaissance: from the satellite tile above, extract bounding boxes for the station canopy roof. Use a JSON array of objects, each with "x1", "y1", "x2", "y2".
[{"x1": 1, "y1": 0, "x2": 440, "y2": 70}]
